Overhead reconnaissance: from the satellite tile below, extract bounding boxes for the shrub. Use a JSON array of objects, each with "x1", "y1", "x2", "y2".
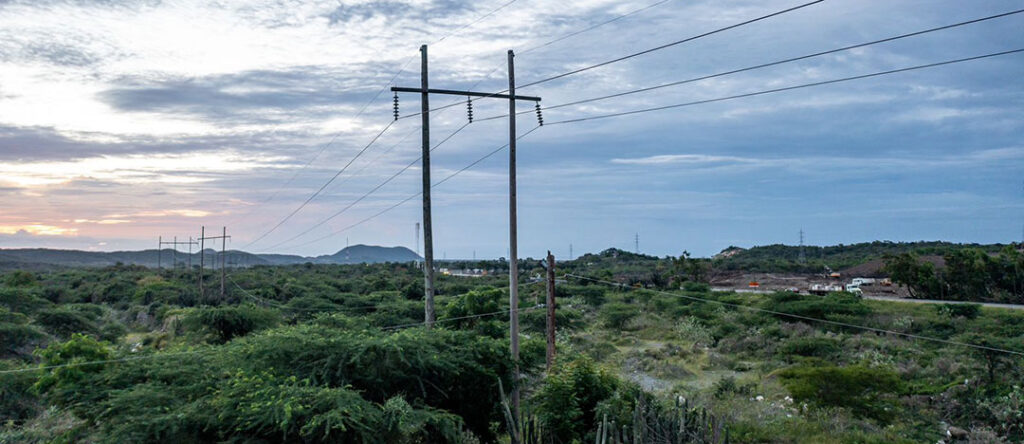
[
  {"x1": 599, "y1": 302, "x2": 640, "y2": 330},
  {"x1": 936, "y1": 303, "x2": 981, "y2": 320},
  {"x1": 181, "y1": 305, "x2": 280, "y2": 343},
  {"x1": 532, "y1": 357, "x2": 621, "y2": 442},
  {"x1": 778, "y1": 364, "x2": 902, "y2": 422},
  {"x1": 34, "y1": 307, "x2": 98, "y2": 338},
  {"x1": 778, "y1": 337, "x2": 841, "y2": 360}
]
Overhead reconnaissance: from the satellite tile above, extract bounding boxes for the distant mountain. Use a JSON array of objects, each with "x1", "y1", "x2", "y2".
[
  {"x1": 318, "y1": 244, "x2": 421, "y2": 264},
  {"x1": 0, "y1": 244, "x2": 421, "y2": 269}
]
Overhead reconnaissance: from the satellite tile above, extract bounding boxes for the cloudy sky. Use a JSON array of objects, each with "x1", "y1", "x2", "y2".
[{"x1": 0, "y1": 0, "x2": 1022, "y2": 259}]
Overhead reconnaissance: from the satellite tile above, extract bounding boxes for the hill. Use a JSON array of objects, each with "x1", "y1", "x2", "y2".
[
  {"x1": 713, "y1": 240, "x2": 1011, "y2": 273},
  {"x1": 0, "y1": 244, "x2": 421, "y2": 268}
]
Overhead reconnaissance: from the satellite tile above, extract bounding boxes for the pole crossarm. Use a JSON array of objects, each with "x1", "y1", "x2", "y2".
[{"x1": 391, "y1": 86, "x2": 541, "y2": 102}]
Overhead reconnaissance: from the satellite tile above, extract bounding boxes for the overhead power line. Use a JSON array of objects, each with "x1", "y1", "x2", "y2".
[
  {"x1": 396, "y1": 0, "x2": 677, "y2": 121},
  {"x1": 536, "y1": 8, "x2": 1024, "y2": 113},
  {"x1": 517, "y1": 0, "x2": 826, "y2": 90},
  {"x1": 545, "y1": 48, "x2": 1024, "y2": 125},
  {"x1": 236, "y1": 0, "x2": 524, "y2": 244},
  {"x1": 566, "y1": 274, "x2": 1024, "y2": 357},
  {"x1": 279, "y1": 125, "x2": 543, "y2": 251},
  {"x1": 263, "y1": 121, "x2": 473, "y2": 251},
  {"x1": 242, "y1": 119, "x2": 398, "y2": 249}
]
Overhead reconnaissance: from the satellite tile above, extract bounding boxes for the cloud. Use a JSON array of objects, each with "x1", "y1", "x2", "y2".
[{"x1": 0, "y1": 224, "x2": 77, "y2": 236}]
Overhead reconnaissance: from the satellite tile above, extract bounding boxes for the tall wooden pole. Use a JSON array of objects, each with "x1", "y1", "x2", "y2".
[
  {"x1": 198, "y1": 226, "x2": 204, "y2": 297},
  {"x1": 221, "y1": 226, "x2": 226, "y2": 299},
  {"x1": 157, "y1": 236, "x2": 162, "y2": 269},
  {"x1": 507, "y1": 48, "x2": 521, "y2": 422},
  {"x1": 546, "y1": 251, "x2": 556, "y2": 370},
  {"x1": 421, "y1": 44, "x2": 436, "y2": 328},
  {"x1": 172, "y1": 236, "x2": 177, "y2": 268}
]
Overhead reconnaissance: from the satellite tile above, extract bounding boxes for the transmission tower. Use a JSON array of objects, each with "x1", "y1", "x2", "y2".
[{"x1": 799, "y1": 228, "x2": 806, "y2": 264}]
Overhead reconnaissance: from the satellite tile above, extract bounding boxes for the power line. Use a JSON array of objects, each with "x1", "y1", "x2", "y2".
[
  {"x1": 396, "y1": 0, "x2": 676, "y2": 121},
  {"x1": 242, "y1": 119, "x2": 398, "y2": 249},
  {"x1": 544, "y1": 48, "x2": 1024, "y2": 125},
  {"x1": 517, "y1": 0, "x2": 826, "y2": 90},
  {"x1": 235, "y1": 0, "x2": 524, "y2": 243},
  {"x1": 566, "y1": 274, "x2": 1024, "y2": 357},
  {"x1": 535, "y1": 8, "x2": 1024, "y2": 113},
  {"x1": 279, "y1": 125, "x2": 542, "y2": 250},
  {"x1": 263, "y1": 121, "x2": 473, "y2": 251}
]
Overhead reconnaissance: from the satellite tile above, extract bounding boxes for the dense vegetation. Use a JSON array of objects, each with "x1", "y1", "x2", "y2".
[
  {"x1": 884, "y1": 246, "x2": 1024, "y2": 304},
  {"x1": 714, "y1": 240, "x2": 1014, "y2": 274},
  {"x1": 1, "y1": 255, "x2": 1023, "y2": 442}
]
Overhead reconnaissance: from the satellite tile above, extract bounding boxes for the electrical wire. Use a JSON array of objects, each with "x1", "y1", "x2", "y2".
[
  {"x1": 396, "y1": 0, "x2": 676, "y2": 121},
  {"x1": 544, "y1": 48, "x2": 1024, "y2": 125},
  {"x1": 517, "y1": 0, "x2": 826, "y2": 89},
  {"x1": 566, "y1": 274, "x2": 1024, "y2": 357},
  {"x1": 263, "y1": 121, "x2": 473, "y2": 251},
  {"x1": 236, "y1": 0, "x2": 524, "y2": 244},
  {"x1": 534, "y1": 8, "x2": 1024, "y2": 113},
  {"x1": 279, "y1": 125, "x2": 543, "y2": 250},
  {"x1": 241, "y1": 119, "x2": 398, "y2": 249}
]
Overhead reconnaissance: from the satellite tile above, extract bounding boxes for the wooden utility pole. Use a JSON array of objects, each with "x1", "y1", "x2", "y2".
[
  {"x1": 420, "y1": 44, "x2": 436, "y2": 328},
  {"x1": 546, "y1": 251, "x2": 556, "y2": 370},
  {"x1": 199, "y1": 227, "x2": 230, "y2": 299},
  {"x1": 221, "y1": 226, "x2": 227, "y2": 298},
  {"x1": 391, "y1": 46, "x2": 541, "y2": 330},
  {"x1": 157, "y1": 236, "x2": 162, "y2": 269},
  {"x1": 159, "y1": 237, "x2": 197, "y2": 269},
  {"x1": 198, "y1": 226, "x2": 204, "y2": 296},
  {"x1": 507, "y1": 49, "x2": 521, "y2": 421},
  {"x1": 391, "y1": 48, "x2": 540, "y2": 426}
]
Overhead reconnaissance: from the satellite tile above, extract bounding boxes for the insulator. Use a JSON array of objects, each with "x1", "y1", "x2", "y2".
[
  {"x1": 393, "y1": 92, "x2": 399, "y2": 121},
  {"x1": 466, "y1": 96, "x2": 474, "y2": 123},
  {"x1": 535, "y1": 103, "x2": 544, "y2": 126}
]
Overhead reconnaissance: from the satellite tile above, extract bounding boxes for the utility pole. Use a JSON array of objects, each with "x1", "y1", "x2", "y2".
[
  {"x1": 507, "y1": 48, "x2": 521, "y2": 422},
  {"x1": 199, "y1": 227, "x2": 231, "y2": 299},
  {"x1": 198, "y1": 226, "x2": 204, "y2": 296},
  {"x1": 420, "y1": 44, "x2": 436, "y2": 328},
  {"x1": 187, "y1": 237, "x2": 193, "y2": 269},
  {"x1": 391, "y1": 45, "x2": 541, "y2": 330},
  {"x1": 569, "y1": 243, "x2": 573, "y2": 260},
  {"x1": 546, "y1": 251, "x2": 556, "y2": 370},
  {"x1": 159, "y1": 237, "x2": 197, "y2": 269},
  {"x1": 799, "y1": 228, "x2": 806, "y2": 264},
  {"x1": 157, "y1": 236, "x2": 162, "y2": 269},
  {"x1": 415, "y1": 222, "x2": 420, "y2": 258},
  {"x1": 635, "y1": 233, "x2": 639, "y2": 254}
]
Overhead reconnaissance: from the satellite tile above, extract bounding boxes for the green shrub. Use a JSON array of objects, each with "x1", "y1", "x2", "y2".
[
  {"x1": 778, "y1": 337, "x2": 841, "y2": 360},
  {"x1": 34, "y1": 307, "x2": 98, "y2": 338},
  {"x1": 778, "y1": 364, "x2": 902, "y2": 422},
  {"x1": 599, "y1": 302, "x2": 640, "y2": 330},
  {"x1": 936, "y1": 303, "x2": 981, "y2": 319},
  {"x1": 181, "y1": 305, "x2": 280, "y2": 342},
  {"x1": 531, "y1": 357, "x2": 621, "y2": 442}
]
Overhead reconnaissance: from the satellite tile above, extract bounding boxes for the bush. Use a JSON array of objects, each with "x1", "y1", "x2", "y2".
[
  {"x1": 532, "y1": 357, "x2": 621, "y2": 442},
  {"x1": 181, "y1": 305, "x2": 280, "y2": 342},
  {"x1": 599, "y1": 302, "x2": 640, "y2": 330},
  {"x1": 778, "y1": 337, "x2": 841, "y2": 360},
  {"x1": 778, "y1": 364, "x2": 902, "y2": 422},
  {"x1": 34, "y1": 307, "x2": 98, "y2": 338},
  {"x1": 936, "y1": 303, "x2": 981, "y2": 319}
]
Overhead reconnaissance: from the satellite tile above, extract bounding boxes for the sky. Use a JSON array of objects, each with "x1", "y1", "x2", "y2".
[{"x1": 0, "y1": 0, "x2": 1022, "y2": 259}]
